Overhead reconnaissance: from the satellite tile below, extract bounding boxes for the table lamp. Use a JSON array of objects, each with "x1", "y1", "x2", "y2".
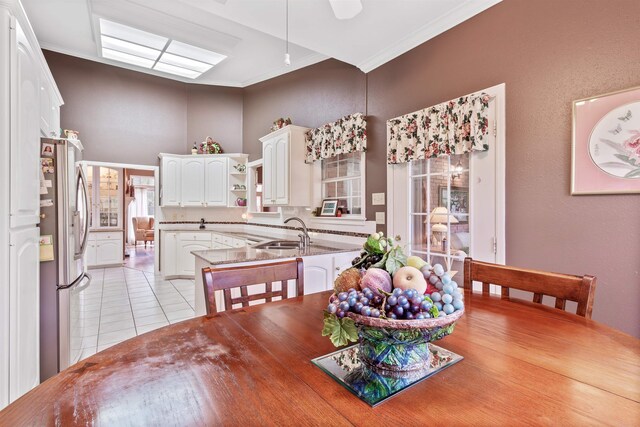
[{"x1": 427, "y1": 207, "x2": 458, "y2": 246}]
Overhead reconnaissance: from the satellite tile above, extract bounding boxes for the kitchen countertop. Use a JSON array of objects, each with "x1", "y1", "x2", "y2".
[{"x1": 191, "y1": 242, "x2": 361, "y2": 266}]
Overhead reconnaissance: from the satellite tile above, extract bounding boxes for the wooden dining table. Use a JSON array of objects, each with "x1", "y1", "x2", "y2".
[{"x1": 1, "y1": 291, "x2": 639, "y2": 426}]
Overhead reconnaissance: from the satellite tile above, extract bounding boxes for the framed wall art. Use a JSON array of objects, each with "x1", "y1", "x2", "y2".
[{"x1": 572, "y1": 86, "x2": 640, "y2": 195}]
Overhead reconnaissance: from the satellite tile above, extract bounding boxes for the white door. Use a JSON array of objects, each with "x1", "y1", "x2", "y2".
[
  {"x1": 160, "y1": 156, "x2": 181, "y2": 206},
  {"x1": 8, "y1": 227, "x2": 39, "y2": 402},
  {"x1": 96, "y1": 240, "x2": 121, "y2": 265},
  {"x1": 332, "y1": 252, "x2": 360, "y2": 280},
  {"x1": 181, "y1": 158, "x2": 205, "y2": 207},
  {"x1": 303, "y1": 256, "x2": 332, "y2": 295},
  {"x1": 204, "y1": 157, "x2": 227, "y2": 206},
  {"x1": 262, "y1": 140, "x2": 274, "y2": 205},
  {"x1": 10, "y1": 22, "x2": 40, "y2": 228},
  {"x1": 162, "y1": 232, "x2": 177, "y2": 276},
  {"x1": 274, "y1": 134, "x2": 289, "y2": 205},
  {"x1": 177, "y1": 241, "x2": 211, "y2": 276},
  {"x1": 85, "y1": 241, "x2": 97, "y2": 267}
]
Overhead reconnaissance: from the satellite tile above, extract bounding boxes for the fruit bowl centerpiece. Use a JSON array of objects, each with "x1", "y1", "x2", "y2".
[{"x1": 322, "y1": 233, "x2": 465, "y2": 374}]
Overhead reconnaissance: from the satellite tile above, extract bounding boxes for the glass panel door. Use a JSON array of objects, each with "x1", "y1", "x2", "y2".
[
  {"x1": 98, "y1": 167, "x2": 120, "y2": 228},
  {"x1": 409, "y1": 153, "x2": 470, "y2": 273}
]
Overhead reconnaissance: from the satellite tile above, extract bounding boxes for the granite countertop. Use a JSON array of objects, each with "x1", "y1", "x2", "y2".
[{"x1": 192, "y1": 242, "x2": 361, "y2": 265}]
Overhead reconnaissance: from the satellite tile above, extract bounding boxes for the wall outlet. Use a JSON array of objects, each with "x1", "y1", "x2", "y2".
[
  {"x1": 375, "y1": 212, "x2": 385, "y2": 225},
  {"x1": 372, "y1": 192, "x2": 385, "y2": 206}
]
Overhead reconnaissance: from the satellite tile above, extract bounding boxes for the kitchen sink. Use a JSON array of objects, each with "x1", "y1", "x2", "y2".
[{"x1": 253, "y1": 240, "x2": 301, "y2": 250}]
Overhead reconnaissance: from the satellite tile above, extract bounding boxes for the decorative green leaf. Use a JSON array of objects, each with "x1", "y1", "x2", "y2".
[
  {"x1": 372, "y1": 252, "x2": 389, "y2": 269},
  {"x1": 322, "y1": 312, "x2": 358, "y2": 347},
  {"x1": 429, "y1": 304, "x2": 440, "y2": 318},
  {"x1": 385, "y1": 246, "x2": 408, "y2": 276},
  {"x1": 614, "y1": 154, "x2": 637, "y2": 166},
  {"x1": 624, "y1": 168, "x2": 640, "y2": 178}
]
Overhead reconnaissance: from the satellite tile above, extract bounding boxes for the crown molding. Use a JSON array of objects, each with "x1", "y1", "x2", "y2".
[{"x1": 357, "y1": 0, "x2": 502, "y2": 73}]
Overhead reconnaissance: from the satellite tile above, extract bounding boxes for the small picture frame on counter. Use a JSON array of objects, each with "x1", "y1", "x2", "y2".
[{"x1": 320, "y1": 199, "x2": 339, "y2": 216}]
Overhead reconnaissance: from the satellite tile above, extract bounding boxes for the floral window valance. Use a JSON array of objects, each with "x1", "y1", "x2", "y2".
[
  {"x1": 305, "y1": 113, "x2": 367, "y2": 163},
  {"x1": 387, "y1": 93, "x2": 492, "y2": 164}
]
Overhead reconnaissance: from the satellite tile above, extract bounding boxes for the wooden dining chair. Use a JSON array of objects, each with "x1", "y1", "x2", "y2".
[
  {"x1": 463, "y1": 257, "x2": 596, "y2": 318},
  {"x1": 202, "y1": 258, "x2": 305, "y2": 314}
]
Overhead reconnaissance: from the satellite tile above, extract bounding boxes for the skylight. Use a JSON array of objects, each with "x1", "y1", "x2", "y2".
[{"x1": 98, "y1": 18, "x2": 227, "y2": 79}]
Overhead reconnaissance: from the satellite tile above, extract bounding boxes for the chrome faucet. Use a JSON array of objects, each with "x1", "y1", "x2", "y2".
[{"x1": 284, "y1": 217, "x2": 311, "y2": 249}]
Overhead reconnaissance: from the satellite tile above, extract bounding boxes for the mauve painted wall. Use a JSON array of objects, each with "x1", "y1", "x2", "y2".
[
  {"x1": 242, "y1": 59, "x2": 366, "y2": 161},
  {"x1": 44, "y1": 51, "x2": 244, "y2": 165},
  {"x1": 243, "y1": 0, "x2": 640, "y2": 336},
  {"x1": 186, "y1": 85, "x2": 243, "y2": 153}
]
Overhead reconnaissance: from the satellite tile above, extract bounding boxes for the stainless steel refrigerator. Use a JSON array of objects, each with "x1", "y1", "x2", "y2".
[{"x1": 39, "y1": 138, "x2": 90, "y2": 381}]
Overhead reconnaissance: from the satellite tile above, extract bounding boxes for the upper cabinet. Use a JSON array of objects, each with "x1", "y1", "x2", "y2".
[
  {"x1": 260, "y1": 125, "x2": 312, "y2": 207},
  {"x1": 159, "y1": 153, "x2": 247, "y2": 208}
]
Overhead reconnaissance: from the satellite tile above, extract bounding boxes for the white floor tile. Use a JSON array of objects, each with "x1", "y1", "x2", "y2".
[
  {"x1": 135, "y1": 313, "x2": 168, "y2": 327},
  {"x1": 130, "y1": 299, "x2": 160, "y2": 310},
  {"x1": 166, "y1": 308, "x2": 195, "y2": 321},
  {"x1": 169, "y1": 316, "x2": 193, "y2": 325},
  {"x1": 161, "y1": 301, "x2": 191, "y2": 313},
  {"x1": 100, "y1": 318, "x2": 136, "y2": 333},
  {"x1": 129, "y1": 294, "x2": 158, "y2": 303},
  {"x1": 100, "y1": 304, "x2": 133, "y2": 315},
  {"x1": 79, "y1": 347, "x2": 97, "y2": 361},
  {"x1": 98, "y1": 328, "x2": 136, "y2": 346},
  {"x1": 132, "y1": 306, "x2": 165, "y2": 318},
  {"x1": 100, "y1": 311, "x2": 134, "y2": 324},
  {"x1": 81, "y1": 335, "x2": 98, "y2": 348},
  {"x1": 83, "y1": 324, "x2": 100, "y2": 336},
  {"x1": 97, "y1": 343, "x2": 115, "y2": 353}
]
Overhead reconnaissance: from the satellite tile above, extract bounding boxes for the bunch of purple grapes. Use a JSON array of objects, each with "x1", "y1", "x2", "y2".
[
  {"x1": 327, "y1": 288, "x2": 383, "y2": 318},
  {"x1": 383, "y1": 288, "x2": 436, "y2": 320},
  {"x1": 327, "y1": 287, "x2": 438, "y2": 320}
]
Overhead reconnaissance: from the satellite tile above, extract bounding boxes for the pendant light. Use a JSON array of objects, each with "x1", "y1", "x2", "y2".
[{"x1": 284, "y1": 0, "x2": 291, "y2": 66}]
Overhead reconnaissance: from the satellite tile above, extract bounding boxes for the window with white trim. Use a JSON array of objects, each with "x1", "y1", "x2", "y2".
[
  {"x1": 321, "y1": 152, "x2": 365, "y2": 216},
  {"x1": 409, "y1": 153, "x2": 470, "y2": 272}
]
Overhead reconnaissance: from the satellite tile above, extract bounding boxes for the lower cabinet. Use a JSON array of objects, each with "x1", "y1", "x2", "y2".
[
  {"x1": 303, "y1": 251, "x2": 360, "y2": 295},
  {"x1": 86, "y1": 231, "x2": 123, "y2": 268},
  {"x1": 177, "y1": 235, "x2": 213, "y2": 277},
  {"x1": 8, "y1": 227, "x2": 40, "y2": 402}
]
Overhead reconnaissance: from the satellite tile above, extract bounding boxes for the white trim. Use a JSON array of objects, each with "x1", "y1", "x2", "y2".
[{"x1": 357, "y1": 0, "x2": 502, "y2": 73}]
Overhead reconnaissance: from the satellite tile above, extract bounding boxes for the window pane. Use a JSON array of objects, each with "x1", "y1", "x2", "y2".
[
  {"x1": 410, "y1": 215, "x2": 429, "y2": 252},
  {"x1": 411, "y1": 158, "x2": 428, "y2": 176},
  {"x1": 411, "y1": 176, "x2": 428, "y2": 214},
  {"x1": 322, "y1": 159, "x2": 338, "y2": 179}
]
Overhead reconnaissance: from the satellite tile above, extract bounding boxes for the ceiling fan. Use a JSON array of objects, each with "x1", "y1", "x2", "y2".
[{"x1": 328, "y1": 0, "x2": 363, "y2": 20}]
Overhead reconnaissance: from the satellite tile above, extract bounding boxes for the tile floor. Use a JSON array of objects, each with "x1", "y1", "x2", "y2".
[{"x1": 76, "y1": 266, "x2": 195, "y2": 361}]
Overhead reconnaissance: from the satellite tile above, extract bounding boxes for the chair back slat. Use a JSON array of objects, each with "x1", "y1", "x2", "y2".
[
  {"x1": 463, "y1": 257, "x2": 596, "y2": 319},
  {"x1": 202, "y1": 258, "x2": 305, "y2": 314}
]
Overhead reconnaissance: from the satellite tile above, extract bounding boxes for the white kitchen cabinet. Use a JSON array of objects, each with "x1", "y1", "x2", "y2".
[
  {"x1": 162, "y1": 232, "x2": 178, "y2": 276},
  {"x1": 204, "y1": 157, "x2": 227, "y2": 206},
  {"x1": 86, "y1": 232, "x2": 123, "y2": 268},
  {"x1": 260, "y1": 125, "x2": 312, "y2": 207},
  {"x1": 8, "y1": 227, "x2": 39, "y2": 402},
  {"x1": 159, "y1": 154, "x2": 246, "y2": 208},
  {"x1": 160, "y1": 155, "x2": 181, "y2": 207},
  {"x1": 181, "y1": 157, "x2": 205, "y2": 207},
  {"x1": 177, "y1": 233, "x2": 213, "y2": 276},
  {"x1": 10, "y1": 20, "x2": 41, "y2": 229},
  {"x1": 303, "y1": 251, "x2": 360, "y2": 295}
]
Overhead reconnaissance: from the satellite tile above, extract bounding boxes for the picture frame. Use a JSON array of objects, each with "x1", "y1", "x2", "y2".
[
  {"x1": 41, "y1": 143, "x2": 55, "y2": 157},
  {"x1": 320, "y1": 199, "x2": 339, "y2": 217},
  {"x1": 572, "y1": 86, "x2": 640, "y2": 195},
  {"x1": 438, "y1": 186, "x2": 469, "y2": 223}
]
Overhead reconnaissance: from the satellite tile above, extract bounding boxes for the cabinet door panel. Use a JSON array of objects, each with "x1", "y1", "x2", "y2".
[
  {"x1": 204, "y1": 158, "x2": 227, "y2": 206},
  {"x1": 96, "y1": 240, "x2": 122, "y2": 265},
  {"x1": 181, "y1": 158, "x2": 205, "y2": 206},
  {"x1": 262, "y1": 141, "x2": 274, "y2": 204},
  {"x1": 85, "y1": 242, "x2": 97, "y2": 267},
  {"x1": 177, "y1": 241, "x2": 211, "y2": 276},
  {"x1": 39, "y1": 76, "x2": 51, "y2": 136},
  {"x1": 9, "y1": 227, "x2": 40, "y2": 402},
  {"x1": 332, "y1": 251, "x2": 360, "y2": 280},
  {"x1": 303, "y1": 256, "x2": 332, "y2": 295},
  {"x1": 274, "y1": 135, "x2": 289, "y2": 204},
  {"x1": 160, "y1": 157, "x2": 181, "y2": 206},
  {"x1": 11, "y1": 23, "x2": 40, "y2": 227},
  {"x1": 162, "y1": 232, "x2": 177, "y2": 276}
]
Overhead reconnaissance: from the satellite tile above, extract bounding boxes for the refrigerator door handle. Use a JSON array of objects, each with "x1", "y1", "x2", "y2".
[{"x1": 75, "y1": 166, "x2": 90, "y2": 260}]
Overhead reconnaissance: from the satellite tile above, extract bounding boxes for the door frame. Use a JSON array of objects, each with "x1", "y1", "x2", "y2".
[
  {"x1": 387, "y1": 83, "x2": 506, "y2": 290},
  {"x1": 79, "y1": 161, "x2": 160, "y2": 274}
]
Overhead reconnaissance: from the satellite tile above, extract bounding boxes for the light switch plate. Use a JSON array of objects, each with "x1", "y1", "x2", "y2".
[
  {"x1": 372, "y1": 193, "x2": 385, "y2": 206},
  {"x1": 375, "y1": 212, "x2": 385, "y2": 225}
]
